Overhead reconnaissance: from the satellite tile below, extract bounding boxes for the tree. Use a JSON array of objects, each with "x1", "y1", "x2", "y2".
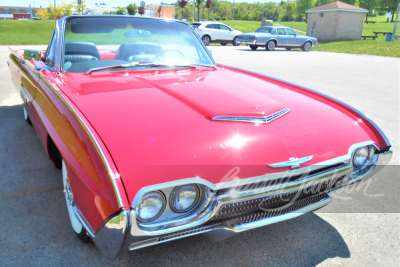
[
  {"x1": 36, "y1": 8, "x2": 49, "y2": 20},
  {"x1": 61, "y1": 1, "x2": 74, "y2": 15},
  {"x1": 341, "y1": 0, "x2": 360, "y2": 6},
  {"x1": 73, "y1": 0, "x2": 87, "y2": 13},
  {"x1": 127, "y1": 3, "x2": 137, "y2": 15},
  {"x1": 116, "y1": 7, "x2": 127, "y2": 15},
  {"x1": 178, "y1": 0, "x2": 189, "y2": 16},
  {"x1": 359, "y1": 0, "x2": 379, "y2": 20},
  {"x1": 195, "y1": 0, "x2": 204, "y2": 21},
  {"x1": 139, "y1": 7, "x2": 145, "y2": 15},
  {"x1": 103, "y1": 11, "x2": 109, "y2": 15},
  {"x1": 206, "y1": 0, "x2": 212, "y2": 20},
  {"x1": 380, "y1": 0, "x2": 400, "y2": 21},
  {"x1": 297, "y1": 0, "x2": 316, "y2": 17},
  {"x1": 49, "y1": 4, "x2": 63, "y2": 19},
  {"x1": 157, "y1": 6, "x2": 162, "y2": 17},
  {"x1": 285, "y1": 1, "x2": 297, "y2": 21}
]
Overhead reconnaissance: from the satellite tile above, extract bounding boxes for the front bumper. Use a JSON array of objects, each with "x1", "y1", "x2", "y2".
[{"x1": 88, "y1": 149, "x2": 392, "y2": 259}]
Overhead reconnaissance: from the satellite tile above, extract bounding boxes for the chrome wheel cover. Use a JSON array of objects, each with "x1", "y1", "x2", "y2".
[
  {"x1": 268, "y1": 41, "x2": 275, "y2": 50},
  {"x1": 305, "y1": 42, "x2": 311, "y2": 51},
  {"x1": 62, "y1": 160, "x2": 84, "y2": 234},
  {"x1": 202, "y1": 36, "x2": 210, "y2": 45},
  {"x1": 23, "y1": 106, "x2": 28, "y2": 120}
]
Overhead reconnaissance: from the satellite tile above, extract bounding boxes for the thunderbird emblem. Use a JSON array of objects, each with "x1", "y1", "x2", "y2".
[{"x1": 268, "y1": 156, "x2": 313, "y2": 169}]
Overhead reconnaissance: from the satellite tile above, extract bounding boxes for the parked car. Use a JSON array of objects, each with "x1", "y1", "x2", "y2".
[
  {"x1": 8, "y1": 15, "x2": 392, "y2": 260},
  {"x1": 192, "y1": 21, "x2": 242, "y2": 46},
  {"x1": 237, "y1": 26, "x2": 318, "y2": 51}
]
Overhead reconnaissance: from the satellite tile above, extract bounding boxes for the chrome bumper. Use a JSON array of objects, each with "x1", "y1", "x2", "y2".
[
  {"x1": 237, "y1": 40, "x2": 256, "y2": 45},
  {"x1": 89, "y1": 149, "x2": 393, "y2": 259}
]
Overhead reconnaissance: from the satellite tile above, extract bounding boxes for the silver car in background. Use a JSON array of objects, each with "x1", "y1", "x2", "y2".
[
  {"x1": 193, "y1": 21, "x2": 242, "y2": 46},
  {"x1": 237, "y1": 26, "x2": 318, "y2": 51}
]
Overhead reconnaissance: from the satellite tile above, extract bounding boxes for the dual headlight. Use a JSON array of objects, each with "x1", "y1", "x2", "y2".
[
  {"x1": 352, "y1": 146, "x2": 375, "y2": 168},
  {"x1": 136, "y1": 184, "x2": 200, "y2": 222}
]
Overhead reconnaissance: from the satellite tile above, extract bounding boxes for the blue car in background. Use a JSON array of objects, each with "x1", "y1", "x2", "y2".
[{"x1": 237, "y1": 26, "x2": 318, "y2": 51}]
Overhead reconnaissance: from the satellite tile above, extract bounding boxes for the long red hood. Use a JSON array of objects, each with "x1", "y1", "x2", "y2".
[{"x1": 57, "y1": 66, "x2": 380, "y2": 203}]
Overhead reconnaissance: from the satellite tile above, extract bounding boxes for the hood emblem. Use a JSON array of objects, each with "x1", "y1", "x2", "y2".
[
  {"x1": 212, "y1": 108, "x2": 290, "y2": 124},
  {"x1": 268, "y1": 156, "x2": 313, "y2": 169}
]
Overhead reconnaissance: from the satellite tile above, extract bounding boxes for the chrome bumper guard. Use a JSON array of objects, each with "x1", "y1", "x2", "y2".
[{"x1": 89, "y1": 149, "x2": 393, "y2": 259}]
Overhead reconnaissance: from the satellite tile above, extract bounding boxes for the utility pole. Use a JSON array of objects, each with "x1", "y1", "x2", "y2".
[{"x1": 192, "y1": 0, "x2": 195, "y2": 22}]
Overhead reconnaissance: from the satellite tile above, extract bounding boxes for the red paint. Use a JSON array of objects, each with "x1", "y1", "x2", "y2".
[
  {"x1": 50, "y1": 66, "x2": 382, "y2": 205},
  {"x1": 13, "y1": 49, "x2": 388, "y2": 230},
  {"x1": 99, "y1": 49, "x2": 116, "y2": 60}
]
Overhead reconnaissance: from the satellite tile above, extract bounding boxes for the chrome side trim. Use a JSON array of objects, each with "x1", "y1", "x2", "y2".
[
  {"x1": 38, "y1": 73, "x2": 126, "y2": 209},
  {"x1": 213, "y1": 108, "x2": 290, "y2": 124},
  {"x1": 217, "y1": 64, "x2": 391, "y2": 150}
]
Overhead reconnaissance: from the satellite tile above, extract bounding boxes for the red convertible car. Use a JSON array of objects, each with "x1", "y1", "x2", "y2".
[{"x1": 8, "y1": 16, "x2": 392, "y2": 259}]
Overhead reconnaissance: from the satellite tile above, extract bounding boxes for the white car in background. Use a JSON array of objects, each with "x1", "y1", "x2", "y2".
[{"x1": 192, "y1": 22, "x2": 242, "y2": 46}]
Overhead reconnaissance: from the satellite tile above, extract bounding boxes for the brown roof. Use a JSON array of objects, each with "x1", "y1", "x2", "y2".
[{"x1": 306, "y1": 1, "x2": 368, "y2": 12}]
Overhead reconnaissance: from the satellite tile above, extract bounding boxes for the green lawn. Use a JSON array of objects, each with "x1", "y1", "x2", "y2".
[
  {"x1": 1, "y1": 18, "x2": 398, "y2": 57},
  {"x1": 275, "y1": 21, "x2": 308, "y2": 32},
  {"x1": 0, "y1": 20, "x2": 54, "y2": 45}
]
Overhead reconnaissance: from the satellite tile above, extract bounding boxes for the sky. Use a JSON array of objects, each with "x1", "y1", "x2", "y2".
[{"x1": 0, "y1": 0, "x2": 279, "y2": 8}]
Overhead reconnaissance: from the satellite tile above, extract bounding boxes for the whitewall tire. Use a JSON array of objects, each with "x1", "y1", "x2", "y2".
[{"x1": 62, "y1": 160, "x2": 91, "y2": 243}]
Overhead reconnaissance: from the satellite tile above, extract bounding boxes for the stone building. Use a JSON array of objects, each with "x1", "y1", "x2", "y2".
[{"x1": 306, "y1": 1, "x2": 368, "y2": 42}]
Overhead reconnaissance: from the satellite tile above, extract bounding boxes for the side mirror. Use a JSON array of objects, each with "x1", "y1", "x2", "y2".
[
  {"x1": 23, "y1": 49, "x2": 41, "y2": 70},
  {"x1": 208, "y1": 48, "x2": 212, "y2": 55}
]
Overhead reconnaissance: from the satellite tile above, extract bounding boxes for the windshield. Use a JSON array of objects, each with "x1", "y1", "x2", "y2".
[
  {"x1": 255, "y1": 27, "x2": 273, "y2": 33},
  {"x1": 62, "y1": 17, "x2": 214, "y2": 73}
]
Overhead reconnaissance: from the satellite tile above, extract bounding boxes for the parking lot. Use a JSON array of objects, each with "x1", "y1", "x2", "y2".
[{"x1": 0, "y1": 45, "x2": 398, "y2": 266}]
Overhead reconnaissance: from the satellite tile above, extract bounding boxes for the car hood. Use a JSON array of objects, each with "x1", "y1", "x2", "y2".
[{"x1": 60, "y1": 66, "x2": 379, "y2": 202}]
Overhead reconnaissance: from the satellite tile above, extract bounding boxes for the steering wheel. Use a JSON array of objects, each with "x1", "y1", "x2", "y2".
[
  {"x1": 163, "y1": 49, "x2": 186, "y2": 60},
  {"x1": 124, "y1": 50, "x2": 146, "y2": 62}
]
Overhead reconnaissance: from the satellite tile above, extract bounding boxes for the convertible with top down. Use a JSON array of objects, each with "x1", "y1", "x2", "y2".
[{"x1": 7, "y1": 16, "x2": 392, "y2": 259}]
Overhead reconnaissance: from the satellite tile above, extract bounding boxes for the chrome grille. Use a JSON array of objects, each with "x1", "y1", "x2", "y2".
[
  {"x1": 224, "y1": 193, "x2": 328, "y2": 225},
  {"x1": 212, "y1": 108, "x2": 290, "y2": 124},
  {"x1": 211, "y1": 176, "x2": 344, "y2": 221}
]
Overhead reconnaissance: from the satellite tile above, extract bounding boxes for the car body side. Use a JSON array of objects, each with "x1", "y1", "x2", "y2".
[
  {"x1": 237, "y1": 27, "x2": 318, "y2": 48},
  {"x1": 194, "y1": 22, "x2": 242, "y2": 44}
]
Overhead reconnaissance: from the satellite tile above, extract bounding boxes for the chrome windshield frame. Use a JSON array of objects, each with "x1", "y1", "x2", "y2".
[{"x1": 55, "y1": 15, "x2": 217, "y2": 74}]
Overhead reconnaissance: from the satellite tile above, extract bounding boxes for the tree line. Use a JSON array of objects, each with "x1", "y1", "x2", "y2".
[
  {"x1": 175, "y1": 0, "x2": 399, "y2": 22},
  {"x1": 35, "y1": 0, "x2": 399, "y2": 22}
]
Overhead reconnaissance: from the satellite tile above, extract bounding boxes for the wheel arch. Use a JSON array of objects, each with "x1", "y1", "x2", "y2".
[
  {"x1": 267, "y1": 38, "x2": 278, "y2": 45},
  {"x1": 33, "y1": 72, "x2": 130, "y2": 232}
]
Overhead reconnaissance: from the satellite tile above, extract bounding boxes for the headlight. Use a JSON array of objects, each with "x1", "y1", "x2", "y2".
[
  {"x1": 170, "y1": 184, "x2": 199, "y2": 213},
  {"x1": 137, "y1": 191, "x2": 166, "y2": 222},
  {"x1": 353, "y1": 146, "x2": 369, "y2": 168}
]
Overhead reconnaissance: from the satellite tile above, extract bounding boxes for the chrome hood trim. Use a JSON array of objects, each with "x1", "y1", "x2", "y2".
[{"x1": 212, "y1": 108, "x2": 290, "y2": 124}]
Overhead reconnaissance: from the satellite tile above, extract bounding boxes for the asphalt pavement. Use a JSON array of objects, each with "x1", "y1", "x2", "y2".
[{"x1": 0, "y1": 45, "x2": 398, "y2": 266}]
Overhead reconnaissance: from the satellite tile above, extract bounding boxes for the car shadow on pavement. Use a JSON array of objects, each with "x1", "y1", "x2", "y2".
[
  {"x1": 119, "y1": 213, "x2": 350, "y2": 266},
  {"x1": 0, "y1": 104, "x2": 350, "y2": 266}
]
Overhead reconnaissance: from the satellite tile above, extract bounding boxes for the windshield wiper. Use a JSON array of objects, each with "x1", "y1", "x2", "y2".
[
  {"x1": 86, "y1": 62, "x2": 140, "y2": 75},
  {"x1": 86, "y1": 62, "x2": 215, "y2": 75}
]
